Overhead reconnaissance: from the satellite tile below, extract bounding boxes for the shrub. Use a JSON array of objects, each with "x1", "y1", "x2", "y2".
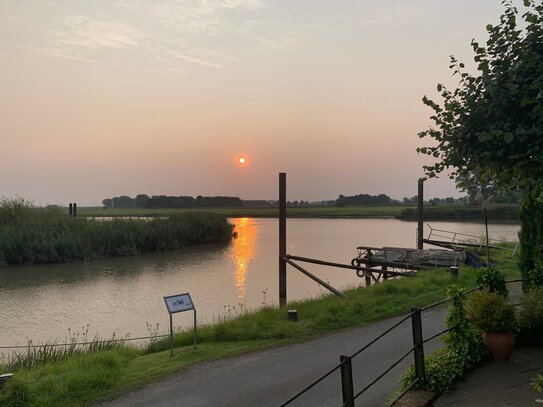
[
  {"x1": 518, "y1": 288, "x2": 543, "y2": 331},
  {"x1": 475, "y1": 267, "x2": 508, "y2": 297},
  {"x1": 465, "y1": 289, "x2": 517, "y2": 333},
  {"x1": 400, "y1": 286, "x2": 487, "y2": 394}
]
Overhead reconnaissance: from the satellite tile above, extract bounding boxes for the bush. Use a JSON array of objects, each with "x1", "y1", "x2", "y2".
[
  {"x1": 475, "y1": 267, "x2": 508, "y2": 297},
  {"x1": 518, "y1": 288, "x2": 543, "y2": 331},
  {"x1": 400, "y1": 287, "x2": 487, "y2": 394},
  {"x1": 465, "y1": 289, "x2": 517, "y2": 333}
]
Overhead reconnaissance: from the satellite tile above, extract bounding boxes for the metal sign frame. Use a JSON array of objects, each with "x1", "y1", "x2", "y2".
[{"x1": 163, "y1": 292, "x2": 197, "y2": 355}]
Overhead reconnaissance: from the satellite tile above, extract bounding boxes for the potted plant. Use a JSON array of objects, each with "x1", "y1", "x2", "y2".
[
  {"x1": 518, "y1": 288, "x2": 543, "y2": 345},
  {"x1": 466, "y1": 288, "x2": 517, "y2": 362}
]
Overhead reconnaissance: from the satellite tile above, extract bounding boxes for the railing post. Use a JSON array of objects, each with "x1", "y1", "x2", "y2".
[
  {"x1": 279, "y1": 172, "x2": 287, "y2": 308},
  {"x1": 411, "y1": 307, "x2": 426, "y2": 385},
  {"x1": 340, "y1": 355, "x2": 355, "y2": 407}
]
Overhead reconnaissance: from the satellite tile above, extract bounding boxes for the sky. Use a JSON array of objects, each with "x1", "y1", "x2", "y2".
[{"x1": 0, "y1": 0, "x2": 525, "y2": 206}]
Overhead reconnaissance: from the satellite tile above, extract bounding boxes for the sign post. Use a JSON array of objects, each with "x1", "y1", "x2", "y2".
[{"x1": 163, "y1": 293, "x2": 197, "y2": 356}]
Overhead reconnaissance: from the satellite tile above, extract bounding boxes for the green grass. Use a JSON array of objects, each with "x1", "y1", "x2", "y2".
[
  {"x1": 78, "y1": 204, "x2": 521, "y2": 220},
  {"x1": 77, "y1": 205, "x2": 410, "y2": 218},
  {"x1": 0, "y1": 248, "x2": 521, "y2": 407},
  {"x1": 398, "y1": 204, "x2": 519, "y2": 220}
]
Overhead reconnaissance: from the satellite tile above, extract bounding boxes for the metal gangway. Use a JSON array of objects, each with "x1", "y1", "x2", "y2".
[{"x1": 422, "y1": 224, "x2": 518, "y2": 255}]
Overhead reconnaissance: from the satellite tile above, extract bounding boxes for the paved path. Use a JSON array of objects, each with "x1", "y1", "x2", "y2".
[
  {"x1": 435, "y1": 346, "x2": 543, "y2": 406},
  {"x1": 99, "y1": 306, "x2": 447, "y2": 407}
]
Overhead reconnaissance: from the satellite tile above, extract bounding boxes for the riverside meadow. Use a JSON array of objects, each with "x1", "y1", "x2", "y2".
[
  {"x1": 0, "y1": 247, "x2": 520, "y2": 407},
  {"x1": 0, "y1": 199, "x2": 522, "y2": 406}
]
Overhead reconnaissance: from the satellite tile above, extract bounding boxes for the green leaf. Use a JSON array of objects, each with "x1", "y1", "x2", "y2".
[
  {"x1": 504, "y1": 133, "x2": 514, "y2": 143},
  {"x1": 520, "y1": 97, "x2": 533, "y2": 107}
]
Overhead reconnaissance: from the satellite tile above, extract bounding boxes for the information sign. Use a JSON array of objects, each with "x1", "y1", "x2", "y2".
[
  {"x1": 163, "y1": 292, "x2": 197, "y2": 355},
  {"x1": 164, "y1": 293, "x2": 194, "y2": 314}
]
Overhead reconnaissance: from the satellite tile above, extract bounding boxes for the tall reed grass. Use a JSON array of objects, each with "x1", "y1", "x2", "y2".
[
  {"x1": 0, "y1": 198, "x2": 233, "y2": 266},
  {"x1": 1, "y1": 326, "x2": 125, "y2": 371}
]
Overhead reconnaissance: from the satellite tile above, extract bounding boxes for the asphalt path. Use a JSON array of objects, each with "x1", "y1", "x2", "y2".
[{"x1": 99, "y1": 306, "x2": 447, "y2": 407}]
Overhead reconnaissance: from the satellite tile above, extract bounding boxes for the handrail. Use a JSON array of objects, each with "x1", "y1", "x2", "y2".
[
  {"x1": 388, "y1": 377, "x2": 421, "y2": 407},
  {"x1": 426, "y1": 223, "x2": 518, "y2": 254},
  {"x1": 279, "y1": 277, "x2": 532, "y2": 407},
  {"x1": 352, "y1": 345, "x2": 416, "y2": 401},
  {"x1": 423, "y1": 326, "x2": 455, "y2": 345},
  {"x1": 350, "y1": 312, "x2": 414, "y2": 359},
  {"x1": 420, "y1": 287, "x2": 480, "y2": 311},
  {"x1": 278, "y1": 360, "x2": 345, "y2": 407},
  {"x1": 426, "y1": 224, "x2": 517, "y2": 245}
]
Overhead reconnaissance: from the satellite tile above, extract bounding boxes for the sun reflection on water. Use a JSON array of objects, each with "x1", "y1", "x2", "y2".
[{"x1": 227, "y1": 218, "x2": 258, "y2": 302}]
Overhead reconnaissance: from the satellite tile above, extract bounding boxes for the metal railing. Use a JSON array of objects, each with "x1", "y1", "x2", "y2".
[
  {"x1": 425, "y1": 224, "x2": 518, "y2": 255},
  {"x1": 279, "y1": 278, "x2": 526, "y2": 407}
]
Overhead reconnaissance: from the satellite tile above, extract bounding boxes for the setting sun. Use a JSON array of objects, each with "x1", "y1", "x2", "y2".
[{"x1": 237, "y1": 155, "x2": 248, "y2": 166}]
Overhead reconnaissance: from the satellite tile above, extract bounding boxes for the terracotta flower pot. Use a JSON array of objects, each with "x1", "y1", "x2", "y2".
[{"x1": 483, "y1": 332, "x2": 515, "y2": 362}]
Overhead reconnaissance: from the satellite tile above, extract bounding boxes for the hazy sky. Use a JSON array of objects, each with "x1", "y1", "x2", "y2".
[{"x1": 0, "y1": 0, "x2": 524, "y2": 205}]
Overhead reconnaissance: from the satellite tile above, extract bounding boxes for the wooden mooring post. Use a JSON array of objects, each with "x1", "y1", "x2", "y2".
[
  {"x1": 365, "y1": 251, "x2": 372, "y2": 287},
  {"x1": 68, "y1": 203, "x2": 77, "y2": 217},
  {"x1": 279, "y1": 172, "x2": 287, "y2": 308},
  {"x1": 417, "y1": 179, "x2": 424, "y2": 250}
]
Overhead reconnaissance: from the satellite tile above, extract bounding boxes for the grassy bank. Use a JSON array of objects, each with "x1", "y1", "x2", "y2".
[
  {"x1": 0, "y1": 249, "x2": 520, "y2": 406},
  {"x1": 78, "y1": 204, "x2": 521, "y2": 221},
  {"x1": 397, "y1": 204, "x2": 519, "y2": 221},
  {"x1": 0, "y1": 199, "x2": 233, "y2": 266},
  {"x1": 78, "y1": 205, "x2": 409, "y2": 218}
]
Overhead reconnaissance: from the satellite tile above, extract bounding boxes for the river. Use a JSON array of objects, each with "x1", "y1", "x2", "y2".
[{"x1": 0, "y1": 218, "x2": 520, "y2": 350}]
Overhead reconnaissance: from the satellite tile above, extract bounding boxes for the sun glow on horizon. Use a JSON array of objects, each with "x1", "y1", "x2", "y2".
[{"x1": 237, "y1": 155, "x2": 248, "y2": 166}]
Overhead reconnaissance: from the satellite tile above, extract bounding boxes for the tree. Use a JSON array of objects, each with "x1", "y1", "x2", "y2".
[
  {"x1": 134, "y1": 194, "x2": 150, "y2": 208},
  {"x1": 418, "y1": 1, "x2": 543, "y2": 285}
]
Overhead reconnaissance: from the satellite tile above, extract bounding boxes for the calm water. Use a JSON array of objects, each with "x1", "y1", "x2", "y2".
[{"x1": 0, "y1": 218, "x2": 520, "y2": 349}]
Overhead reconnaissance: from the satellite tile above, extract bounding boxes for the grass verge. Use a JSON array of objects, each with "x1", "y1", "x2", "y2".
[
  {"x1": 77, "y1": 205, "x2": 411, "y2": 218},
  {"x1": 0, "y1": 249, "x2": 520, "y2": 407}
]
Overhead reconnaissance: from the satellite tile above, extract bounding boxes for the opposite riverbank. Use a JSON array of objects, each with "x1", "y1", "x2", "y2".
[
  {"x1": 78, "y1": 203, "x2": 520, "y2": 221},
  {"x1": 0, "y1": 248, "x2": 520, "y2": 406}
]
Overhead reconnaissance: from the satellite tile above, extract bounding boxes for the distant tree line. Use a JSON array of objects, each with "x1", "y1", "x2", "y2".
[
  {"x1": 241, "y1": 200, "x2": 275, "y2": 207},
  {"x1": 102, "y1": 191, "x2": 522, "y2": 210},
  {"x1": 402, "y1": 196, "x2": 468, "y2": 205},
  {"x1": 102, "y1": 195, "x2": 242, "y2": 209},
  {"x1": 402, "y1": 191, "x2": 521, "y2": 206},
  {"x1": 336, "y1": 194, "x2": 393, "y2": 206}
]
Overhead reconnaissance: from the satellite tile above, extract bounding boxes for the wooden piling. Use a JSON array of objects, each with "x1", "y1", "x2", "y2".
[
  {"x1": 365, "y1": 251, "x2": 372, "y2": 287},
  {"x1": 279, "y1": 173, "x2": 287, "y2": 308},
  {"x1": 417, "y1": 179, "x2": 424, "y2": 250}
]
